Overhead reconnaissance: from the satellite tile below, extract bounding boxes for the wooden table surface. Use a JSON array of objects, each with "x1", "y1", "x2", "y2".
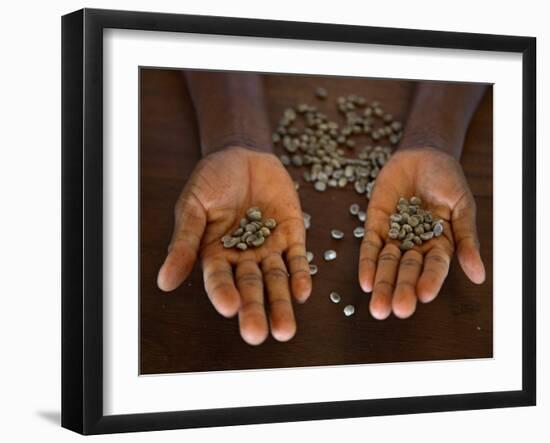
[{"x1": 140, "y1": 69, "x2": 493, "y2": 374}]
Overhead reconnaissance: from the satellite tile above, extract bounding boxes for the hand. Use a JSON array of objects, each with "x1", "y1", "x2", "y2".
[
  {"x1": 358, "y1": 147, "x2": 486, "y2": 319},
  {"x1": 157, "y1": 147, "x2": 311, "y2": 345}
]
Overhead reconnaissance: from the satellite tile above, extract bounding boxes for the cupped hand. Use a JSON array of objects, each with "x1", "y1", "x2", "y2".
[
  {"x1": 157, "y1": 147, "x2": 311, "y2": 345},
  {"x1": 358, "y1": 147, "x2": 486, "y2": 320}
]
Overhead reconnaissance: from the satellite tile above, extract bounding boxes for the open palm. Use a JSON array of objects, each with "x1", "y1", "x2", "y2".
[
  {"x1": 157, "y1": 147, "x2": 311, "y2": 345},
  {"x1": 359, "y1": 147, "x2": 486, "y2": 319}
]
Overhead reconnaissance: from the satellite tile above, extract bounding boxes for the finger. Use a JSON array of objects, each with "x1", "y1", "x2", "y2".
[
  {"x1": 285, "y1": 242, "x2": 312, "y2": 303},
  {"x1": 157, "y1": 192, "x2": 206, "y2": 292},
  {"x1": 359, "y1": 228, "x2": 384, "y2": 293},
  {"x1": 235, "y1": 260, "x2": 268, "y2": 346},
  {"x1": 370, "y1": 243, "x2": 401, "y2": 320},
  {"x1": 452, "y1": 194, "x2": 486, "y2": 284},
  {"x1": 417, "y1": 247, "x2": 451, "y2": 303},
  {"x1": 261, "y1": 253, "x2": 296, "y2": 342},
  {"x1": 392, "y1": 250, "x2": 423, "y2": 319},
  {"x1": 202, "y1": 257, "x2": 240, "y2": 318}
]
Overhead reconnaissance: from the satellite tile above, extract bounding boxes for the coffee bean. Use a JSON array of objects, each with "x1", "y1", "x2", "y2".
[
  {"x1": 246, "y1": 207, "x2": 262, "y2": 221},
  {"x1": 400, "y1": 240, "x2": 414, "y2": 251},
  {"x1": 433, "y1": 222, "x2": 444, "y2": 237},
  {"x1": 353, "y1": 227, "x2": 365, "y2": 238},
  {"x1": 343, "y1": 305, "x2": 355, "y2": 317},
  {"x1": 414, "y1": 225, "x2": 425, "y2": 235},
  {"x1": 291, "y1": 154, "x2": 303, "y2": 167},
  {"x1": 390, "y1": 214, "x2": 403, "y2": 223},
  {"x1": 358, "y1": 211, "x2": 366, "y2": 222},
  {"x1": 409, "y1": 215, "x2": 421, "y2": 227},
  {"x1": 259, "y1": 227, "x2": 271, "y2": 237},
  {"x1": 315, "y1": 87, "x2": 328, "y2": 99},
  {"x1": 232, "y1": 227, "x2": 244, "y2": 237},
  {"x1": 331, "y1": 229, "x2": 344, "y2": 240},
  {"x1": 330, "y1": 292, "x2": 341, "y2": 303},
  {"x1": 245, "y1": 223, "x2": 258, "y2": 233},
  {"x1": 279, "y1": 154, "x2": 290, "y2": 166},
  {"x1": 314, "y1": 181, "x2": 327, "y2": 192},
  {"x1": 309, "y1": 264, "x2": 318, "y2": 275},
  {"x1": 236, "y1": 242, "x2": 248, "y2": 251},
  {"x1": 251, "y1": 236, "x2": 265, "y2": 247},
  {"x1": 420, "y1": 231, "x2": 434, "y2": 241},
  {"x1": 303, "y1": 212, "x2": 311, "y2": 230},
  {"x1": 306, "y1": 251, "x2": 314, "y2": 263},
  {"x1": 413, "y1": 235, "x2": 422, "y2": 245},
  {"x1": 223, "y1": 236, "x2": 240, "y2": 248},
  {"x1": 388, "y1": 228, "x2": 400, "y2": 239},
  {"x1": 264, "y1": 218, "x2": 277, "y2": 229},
  {"x1": 324, "y1": 250, "x2": 337, "y2": 261},
  {"x1": 410, "y1": 196, "x2": 422, "y2": 205}
]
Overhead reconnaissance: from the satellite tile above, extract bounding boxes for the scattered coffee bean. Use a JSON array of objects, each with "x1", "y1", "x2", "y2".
[
  {"x1": 303, "y1": 212, "x2": 311, "y2": 230},
  {"x1": 279, "y1": 155, "x2": 290, "y2": 166},
  {"x1": 358, "y1": 211, "x2": 366, "y2": 222},
  {"x1": 353, "y1": 226, "x2": 365, "y2": 238},
  {"x1": 272, "y1": 91, "x2": 399, "y2": 200},
  {"x1": 324, "y1": 250, "x2": 337, "y2": 261},
  {"x1": 306, "y1": 251, "x2": 314, "y2": 263},
  {"x1": 343, "y1": 305, "x2": 355, "y2": 317},
  {"x1": 331, "y1": 229, "x2": 344, "y2": 240},
  {"x1": 309, "y1": 264, "x2": 318, "y2": 275},
  {"x1": 236, "y1": 242, "x2": 248, "y2": 251},
  {"x1": 330, "y1": 292, "x2": 341, "y2": 303},
  {"x1": 400, "y1": 240, "x2": 414, "y2": 251},
  {"x1": 315, "y1": 87, "x2": 328, "y2": 99},
  {"x1": 349, "y1": 203, "x2": 360, "y2": 215},
  {"x1": 314, "y1": 181, "x2": 327, "y2": 192}
]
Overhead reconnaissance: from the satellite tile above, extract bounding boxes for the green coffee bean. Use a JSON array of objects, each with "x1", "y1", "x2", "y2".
[
  {"x1": 388, "y1": 228, "x2": 400, "y2": 239},
  {"x1": 315, "y1": 87, "x2": 328, "y2": 99},
  {"x1": 420, "y1": 231, "x2": 434, "y2": 241}
]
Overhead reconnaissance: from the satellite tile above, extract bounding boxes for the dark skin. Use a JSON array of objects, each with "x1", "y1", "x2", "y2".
[
  {"x1": 158, "y1": 73, "x2": 487, "y2": 344},
  {"x1": 158, "y1": 72, "x2": 311, "y2": 345},
  {"x1": 359, "y1": 83, "x2": 487, "y2": 319}
]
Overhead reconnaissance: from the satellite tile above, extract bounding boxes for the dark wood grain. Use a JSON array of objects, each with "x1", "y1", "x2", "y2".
[{"x1": 139, "y1": 68, "x2": 492, "y2": 374}]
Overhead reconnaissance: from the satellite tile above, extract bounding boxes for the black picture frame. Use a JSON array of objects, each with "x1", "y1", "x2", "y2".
[{"x1": 61, "y1": 8, "x2": 536, "y2": 435}]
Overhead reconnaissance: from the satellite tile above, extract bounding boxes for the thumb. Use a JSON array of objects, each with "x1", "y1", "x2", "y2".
[
  {"x1": 157, "y1": 191, "x2": 206, "y2": 292},
  {"x1": 451, "y1": 192, "x2": 486, "y2": 284}
]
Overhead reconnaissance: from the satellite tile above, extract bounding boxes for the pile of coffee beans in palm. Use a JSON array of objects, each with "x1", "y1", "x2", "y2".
[
  {"x1": 221, "y1": 207, "x2": 277, "y2": 251},
  {"x1": 387, "y1": 196, "x2": 444, "y2": 251},
  {"x1": 273, "y1": 89, "x2": 401, "y2": 200}
]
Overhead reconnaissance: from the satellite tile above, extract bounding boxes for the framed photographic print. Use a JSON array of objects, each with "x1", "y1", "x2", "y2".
[{"x1": 61, "y1": 8, "x2": 536, "y2": 435}]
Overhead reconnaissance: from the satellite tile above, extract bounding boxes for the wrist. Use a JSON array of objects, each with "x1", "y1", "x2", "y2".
[
  {"x1": 201, "y1": 135, "x2": 273, "y2": 156},
  {"x1": 398, "y1": 127, "x2": 463, "y2": 160}
]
